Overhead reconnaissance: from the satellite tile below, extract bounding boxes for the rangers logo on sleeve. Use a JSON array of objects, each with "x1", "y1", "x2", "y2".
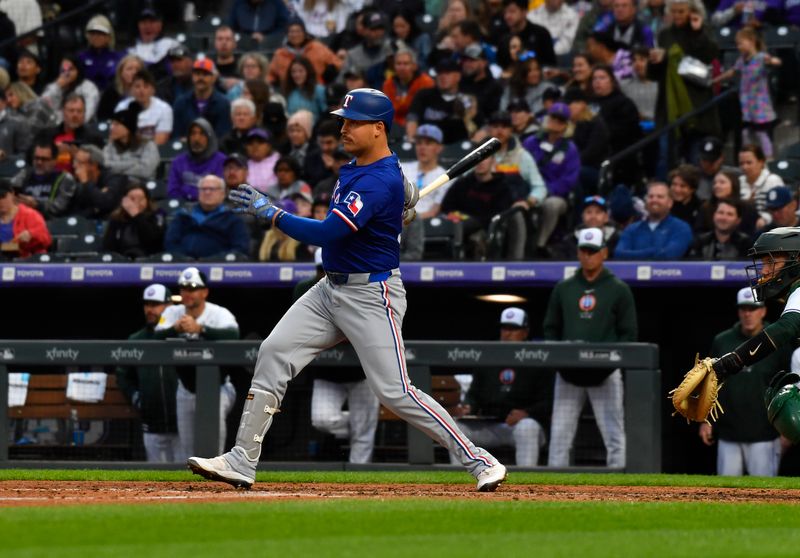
[{"x1": 344, "y1": 192, "x2": 364, "y2": 216}]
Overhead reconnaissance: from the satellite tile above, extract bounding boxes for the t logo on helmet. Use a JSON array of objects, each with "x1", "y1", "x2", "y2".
[{"x1": 342, "y1": 94, "x2": 354, "y2": 108}]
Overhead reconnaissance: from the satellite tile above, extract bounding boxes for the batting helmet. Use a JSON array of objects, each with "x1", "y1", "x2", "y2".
[{"x1": 330, "y1": 88, "x2": 394, "y2": 132}]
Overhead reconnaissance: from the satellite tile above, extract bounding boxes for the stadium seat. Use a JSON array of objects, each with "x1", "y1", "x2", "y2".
[
  {"x1": 716, "y1": 26, "x2": 737, "y2": 51},
  {"x1": 186, "y1": 16, "x2": 223, "y2": 53},
  {"x1": 13, "y1": 252, "x2": 68, "y2": 263},
  {"x1": 159, "y1": 140, "x2": 186, "y2": 163},
  {"x1": 440, "y1": 141, "x2": 475, "y2": 168},
  {"x1": 199, "y1": 251, "x2": 251, "y2": 262},
  {"x1": 769, "y1": 160, "x2": 800, "y2": 182},
  {"x1": 764, "y1": 25, "x2": 797, "y2": 50},
  {"x1": 145, "y1": 179, "x2": 168, "y2": 200},
  {"x1": 57, "y1": 233, "x2": 101, "y2": 255},
  {"x1": 135, "y1": 252, "x2": 196, "y2": 263},
  {"x1": 0, "y1": 156, "x2": 26, "y2": 178},
  {"x1": 423, "y1": 216, "x2": 464, "y2": 260},
  {"x1": 415, "y1": 13, "x2": 438, "y2": 35},
  {"x1": 393, "y1": 139, "x2": 416, "y2": 162},
  {"x1": 48, "y1": 215, "x2": 96, "y2": 239},
  {"x1": 779, "y1": 143, "x2": 800, "y2": 161}
]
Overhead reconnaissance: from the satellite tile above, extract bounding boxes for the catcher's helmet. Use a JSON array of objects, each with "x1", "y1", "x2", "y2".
[
  {"x1": 746, "y1": 227, "x2": 800, "y2": 302},
  {"x1": 330, "y1": 88, "x2": 394, "y2": 132}
]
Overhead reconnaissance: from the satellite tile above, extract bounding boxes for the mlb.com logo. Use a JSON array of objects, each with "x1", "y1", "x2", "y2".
[{"x1": 344, "y1": 192, "x2": 363, "y2": 216}]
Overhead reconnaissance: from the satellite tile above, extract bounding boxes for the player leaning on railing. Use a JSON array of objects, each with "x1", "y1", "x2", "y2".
[{"x1": 671, "y1": 227, "x2": 800, "y2": 440}]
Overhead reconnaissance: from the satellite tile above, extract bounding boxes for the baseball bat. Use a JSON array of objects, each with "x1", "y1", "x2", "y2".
[{"x1": 418, "y1": 137, "x2": 502, "y2": 200}]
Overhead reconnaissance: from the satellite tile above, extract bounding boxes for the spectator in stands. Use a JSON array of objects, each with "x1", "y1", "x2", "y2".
[
  {"x1": 128, "y1": 8, "x2": 181, "y2": 79},
  {"x1": 528, "y1": 0, "x2": 579, "y2": 56},
  {"x1": 443, "y1": 19, "x2": 486, "y2": 63},
  {"x1": 16, "y1": 49, "x2": 43, "y2": 94},
  {"x1": 507, "y1": 99, "x2": 539, "y2": 143},
  {"x1": 283, "y1": 56, "x2": 327, "y2": 123},
  {"x1": 460, "y1": 44, "x2": 504, "y2": 128},
  {"x1": 440, "y1": 155, "x2": 522, "y2": 259},
  {"x1": 668, "y1": 164, "x2": 702, "y2": 226},
  {"x1": 383, "y1": 48, "x2": 435, "y2": 130},
  {"x1": 227, "y1": 53, "x2": 270, "y2": 103},
  {"x1": 712, "y1": 0, "x2": 765, "y2": 28},
  {"x1": 292, "y1": 0, "x2": 352, "y2": 39},
  {"x1": 244, "y1": 127, "x2": 280, "y2": 194},
  {"x1": 620, "y1": 47, "x2": 657, "y2": 128},
  {"x1": 343, "y1": 10, "x2": 394, "y2": 88},
  {"x1": 41, "y1": 55, "x2": 100, "y2": 125},
  {"x1": 313, "y1": 146, "x2": 351, "y2": 200},
  {"x1": 116, "y1": 70, "x2": 173, "y2": 146},
  {"x1": 78, "y1": 15, "x2": 123, "y2": 93},
  {"x1": 391, "y1": 10, "x2": 433, "y2": 71},
  {"x1": 284, "y1": 110, "x2": 316, "y2": 178},
  {"x1": 450, "y1": 307, "x2": 555, "y2": 467},
  {"x1": 497, "y1": 0, "x2": 556, "y2": 68},
  {"x1": 436, "y1": 0, "x2": 473, "y2": 44},
  {"x1": 48, "y1": 94, "x2": 104, "y2": 174},
  {"x1": 699, "y1": 287, "x2": 788, "y2": 477},
  {"x1": 228, "y1": 0, "x2": 290, "y2": 44},
  {"x1": 739, "y1": 143, "x2": 783, "y2": 228},
  {"x1": 165, "y1": 174, "x2": 249, "y2": 259},
  {"x1": 266, "y1": 155, "x2": 313, "y2": 201},
  {"x1": 103, "y1": 102, "x2": 160, "y2": 182},
  {"x1": 586, "y1": 32, "x2": 633, "y2": 82},
  {"x1": 222, "y1": 152, "x2": 249, "y2": 194},
  {"x1": 563, "y1": 87, "x2": 610, "y2": 195},
  {"x1": 639, "y1": 0, "x2": 669, "y2": 37},
  {"x1": 759, "y1": 186, "x2": 800, "y2": 234},
  {"x1": 157, "y1": 46, "x2": 194, "y2": 106},
  {"x1": 98, "y1": 54, "x2": 145, "y2": 122},
  {"x1": 614, "y1": 181, "x2": 693, "y2": 259},
  {"x1": 11, "y1": 137, "x2": 77, "y2": 218},
  {"x1": 172, "y1": 58, "x2": 232, "y2": 141},
  {"x1": 688, "y1": 198, "x2": 750, "y2": 260},
  {"x1": 564, "y1": 53, "x2": 593, "y2": 93},
  {"x1": 500, "y1": 54, "x2": 557, "y2": 115},
  {"x1": 242, "y1": 79, "x2": 288, "y2": 148},
  {"x1": 697, "y1": 136, "x2": 738, "y2": 201},
  {"x1": 5, "y1": 81, "x2": 56, "y2": 135},
  {"x1": 72, "y1": 144, "x2": 128, "y2": 220},
  {"x1": 168, "y1": 118, "x2": 227, "y2": 201},
  {"x1": 697, "y1": 170, "x2": 741, "y2": 232},
  {"x1": 213, "y1": 26, "x2": 240, "y2": 87},
  {"x1": 606, "y1": 0, "x2": 655, "y2": 48},
  {"x1": 116, "y1": 283, "x2": 180, "y2": 462},
  {"x1": 574, "y1": 0, "x2": 614, "y2": 52},
  {"x1": 406, "y1": 58, "x2": 470, "y2": 144},
  {"x1": 102, "y1": 181, "x2": 164, "y2": 258},
  {"x1": 258, "y1": 198, "x2": 313, "y2": 261},
  {"x1": 221, "y1": 98, "x2": 258, "y2": 155},
  {"x1": 553, "y1": 195, "x2": 621, "y2": 258},
  {"x1": 0, "y1": 178, "x2": 50, "y2": 258},
  {"x1": 648, "y1": 0, "x2": 720, "y2": 169},
  {"x1": 523, "y1": 102, "x2": 581, "y2": 255},
  {"x1": 154, "y1": 266, "x2": 239, "y2": 461},
  {"x1": 267, "y1": 20, "x2": 342, "y2": 86},
  {"x1": 0, "y1": 90, "x2": 30, "y2": 160},
  {"x1": 401, "y1": 125, "x2": 452, "y2": 220},
  {"x1": 545, "y1": 227, "x2": 637, "y2": 469}
]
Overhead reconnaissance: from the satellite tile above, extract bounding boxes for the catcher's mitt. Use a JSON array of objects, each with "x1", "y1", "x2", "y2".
[{"x1": 669, "y1": 354, "x2": 724, "y2": 423}]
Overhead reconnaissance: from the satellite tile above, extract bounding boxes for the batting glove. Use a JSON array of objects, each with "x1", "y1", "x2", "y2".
[{"x1": 229, "y1": 183, "x2": 282, "y2": 222}]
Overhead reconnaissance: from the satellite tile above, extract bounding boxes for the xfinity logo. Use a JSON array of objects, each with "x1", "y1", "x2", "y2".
[
  {"x1": 110, "y1": 347, "x2": 144, "y2": 361},
  {"x1": 318, "y1": 349, "x2": 345, "y2": 362},
  {"x1": 244, "y1": 348, "x2": 259, "y2": 362},
  {"x1": 514, "y1": 349, "x2": 549, "y2": 363},
  {"x1": 46, "y1": 347, "x2": 79, "y2": 361},
  {"x1": 448, "y1": 348, "x2": 482, "y2": 362}
]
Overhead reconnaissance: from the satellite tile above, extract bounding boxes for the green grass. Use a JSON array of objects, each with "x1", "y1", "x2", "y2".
[{"x1": 4, "y1": 470, "x2": 800, "y2": 557}]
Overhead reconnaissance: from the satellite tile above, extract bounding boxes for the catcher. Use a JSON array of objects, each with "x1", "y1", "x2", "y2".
[{"x1": 672, "y1": 227, "x2": 800, "y2": 442}]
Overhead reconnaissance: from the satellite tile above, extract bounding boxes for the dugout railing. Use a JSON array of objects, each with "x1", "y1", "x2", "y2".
[{"x1": 0, "y1": 340, "x2": 660, "y2": 472}]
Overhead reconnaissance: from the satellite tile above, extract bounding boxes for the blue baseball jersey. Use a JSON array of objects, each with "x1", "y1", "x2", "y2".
[{"x1": 324, "y1": 153, "x2": 404, "y2": 273}]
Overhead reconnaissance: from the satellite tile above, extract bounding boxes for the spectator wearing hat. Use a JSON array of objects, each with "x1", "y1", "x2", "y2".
[
  {"x1": 688, "y1": 197, "x2": 750, "y2": 260},
  {"x1": 406, "y1": 58, "x2": 470, "y2": 144},
  {"x1": 460, "y1": 44, "x2": 504, "y2": 127},
  {"x1": 16, "y1": 49, "x2": 43, "y2": 95},
  {"x1": 103, "y1": 101, "x2": 160, "y2": 182},
  {"x1": 668, "y1": 163, "x2": 702, "y2": 226},
  {"x1": 563, "y1": 87, "x2": 610, "y2": 195},
  {"x1": 757, "y1": 186, "x2": 800, "y2": 235},
  {"x1": 283, "y1": 56, "x2": 327, "y2": 123},
  {"x1": 228, "y1": 0, "x2": 290, "y2": 44},
  {"x1": 544, "y1": 227, "x2": 637, "y2": 469},
  {"x1": 527, "y1": 0, "x2": 579, "y2": 55},
  {"x1": 128, "y1": 8, "x2": 181, "y2": 80},
  {"x1": 103, "y1": 181, "x2": 165, "y2": 259},
  {"x1": 154, "y1": 266, "x2": 240, "y2": 461},
  {"x1": 73, "y1": 144, "x2": 129, "y2": 220},
  {"x1": 343, "y1": 10, "x2": 394, "y2": 89},
  {"x1": 614, "y1": 181, "x2": 693, "y2": 260},
  {"x1": 450, "y1": 307, "x2": 555, "y2": 467},
  {"x1": 168, "y1": 118, "x2": 227, "y2": 201},
  {"x1": 507, "y1": 99, "x2": 539, "y2": 142},
  {"x1": 11, "y1": 136, "x2": 78, "y2": 219},
  {"x1": 157, "y1": 46, "x2": 194, "y2": 105},
  {"x1": 699, "y1": 287, "x2": 790, "y2": 477},
  {"x1": 221, "y1": 98, "x2": 259, "y2": 155},
  {"x1": 522, "y1": 102, "x2": 581, "y2": 254},
  {"x1": 553, "y1": 195, "x2": 621, "y2": 258},
  {"x1": 172, "y1": 58, "x2": 232, "y2": 141},
  {"x1": 382, "y1": 48, "x2": 435, "y2": 129},
  {"x1": 267, "y1": 19, "x2": 342, "y2": 86},
  {"x1": 500, "y1": 53, "x2": 557, "y2": 116},
  {"x1": 0, "y1": 178, "x2": 50, "y2": 259},
  {"x1": 115, "y1": 69, "x2": 173, "y2": 145},
  {"x1": 497, "y1": 0, "x2": 556, "y2": 68},
  {"x1": 400, "y1": 124, "x2": 452, "y2": 220},
  {"x1": 78, "y1": 14, "x2": 124, "y2": 92},
  {"x1": 244, "y1": 127, "x2": 281, "y2": 194},
  {"x1": 41, "y1": 55, "x2": 101, "y2": 125},
  {"x1": 697, "y1": 136, "x2": 739, "y2": 201},
  {"x1": 222, "y1": 153, "x2": 249, "y2": 194},
  {"x1": 165, "y1": 174, "x2": 249, "y2": 259},
  {"x1": 0, "y1": 89, "x2": 32, "y2": 161},
  {"x1": 116, "y1": 283, "x2": 181, "y2": 462},
  {"x1": 97, "y1": 54, "x2": 146, "y2": 123}
]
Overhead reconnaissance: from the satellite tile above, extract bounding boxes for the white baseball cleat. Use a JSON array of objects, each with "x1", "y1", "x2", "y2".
[
  {"x1": 187, "y1": 455, "x2": 254, "y2": 489},
  {"x1": 476, "y1": 463, "x2": 508, "y2": 492}
]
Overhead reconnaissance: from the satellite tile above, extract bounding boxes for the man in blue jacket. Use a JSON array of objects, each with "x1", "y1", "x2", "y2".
[
  {"x1": 228, "y1": 0, "x2": 289, "y2": 44},
  {"x1": 165, "y1": 174, "x2": 250, "y2": 259},
  {"x1": 614, "y1": 181, "x2": 693, "y2": 260}
]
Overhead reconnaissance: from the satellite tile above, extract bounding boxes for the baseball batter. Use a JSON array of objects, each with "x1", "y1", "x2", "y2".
[{"x1": 188, "y1": 88, "x2": 507, "y2": 491}]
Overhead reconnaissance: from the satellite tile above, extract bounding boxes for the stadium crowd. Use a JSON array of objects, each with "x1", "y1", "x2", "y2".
[{"x1": 0, "y1": 0, "x2": 798, "y2": 263}]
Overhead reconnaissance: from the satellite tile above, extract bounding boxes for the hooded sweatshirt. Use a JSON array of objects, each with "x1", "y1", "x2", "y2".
[{"x1": 167, "y1": 118, "x2": 227, "y2": 201}]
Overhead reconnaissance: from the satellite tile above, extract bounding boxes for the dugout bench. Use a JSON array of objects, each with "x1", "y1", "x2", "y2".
[{"x1": 1, "y1": 340, "x2": 660, "y2": 472}]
